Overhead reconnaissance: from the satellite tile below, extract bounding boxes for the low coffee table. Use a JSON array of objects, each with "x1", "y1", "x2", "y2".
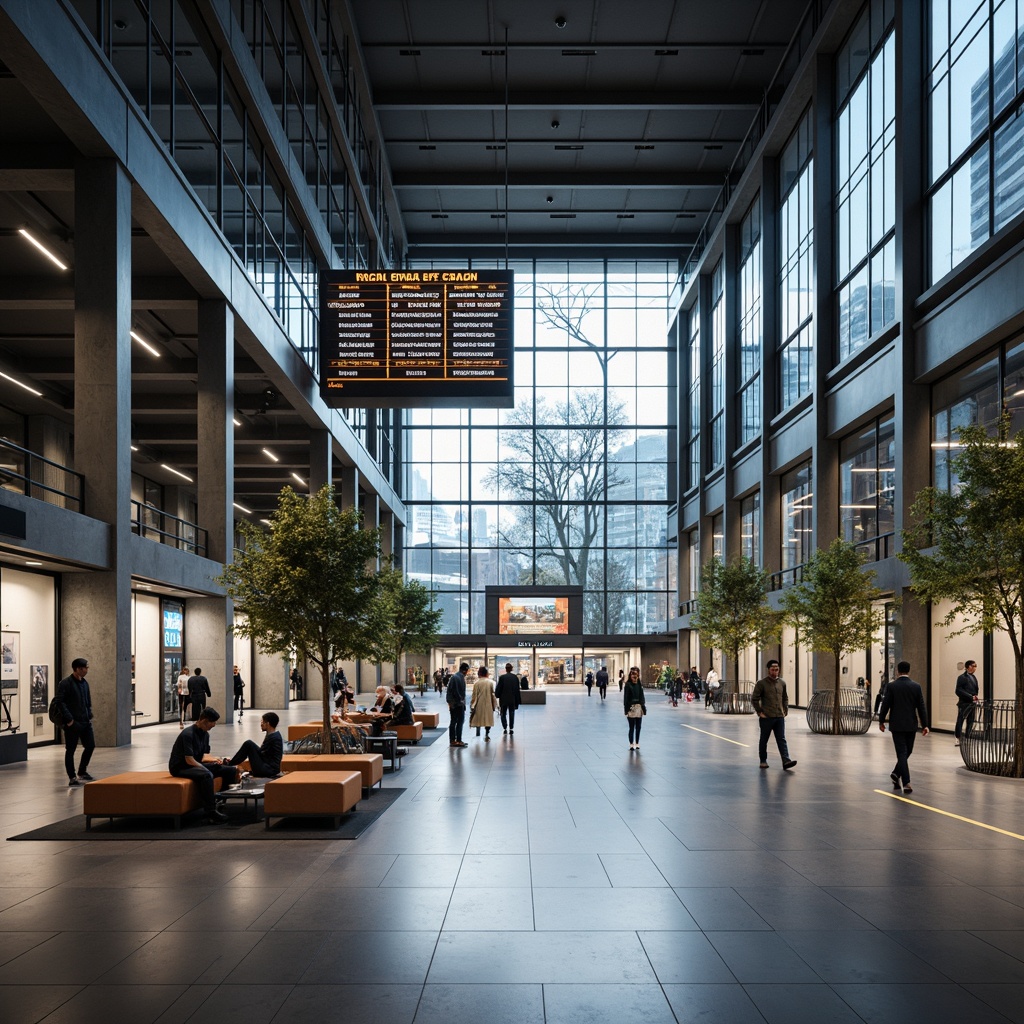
[
  {"x1": 363, "y1": 734, "x2": 404, "y2": 772},
  {"x1": 216, "y1": 783, "x2": 266, "y2": 821}
]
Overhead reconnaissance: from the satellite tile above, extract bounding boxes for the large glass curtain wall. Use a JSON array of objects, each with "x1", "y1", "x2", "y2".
[
  {"x1": 68, "y1": 0, "x2": 399, "y2": 428},
  {"x1": 928, "y1": 0, "x2": 1024, "y2": 283},
  {"x1": 403, "y1": 261, "x2": 676, "y2": 636},
  {"x1": 834, "y1": 0, "x2": 896, "y2": 361}
]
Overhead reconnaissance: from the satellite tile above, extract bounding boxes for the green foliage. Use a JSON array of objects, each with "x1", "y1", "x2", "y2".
[
  {"x1": 368, "y1": 568, "x2": 443, "y2": 679},
  {"x1": 899, "y1": 415, "x2": 1024, "y2": 773},
  {"x1": 217, "y1": 485, "x2": 384, "y2": 737},
  {"x1": 781, "y1": 538, "x2": 883, "y2": 662},
  {"x1": 692, "y1": 556, "x2": 781, "y2": 680}
]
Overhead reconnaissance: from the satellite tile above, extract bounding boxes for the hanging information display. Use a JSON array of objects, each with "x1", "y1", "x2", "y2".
[{"x1": 319, "y1": 269, "x2": 513, "y2": 407}]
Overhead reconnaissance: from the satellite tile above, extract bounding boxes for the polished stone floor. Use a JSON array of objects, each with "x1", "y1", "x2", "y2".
[{"x1": 2, "y1": 688, "x2": 1024, "y2": 1023}]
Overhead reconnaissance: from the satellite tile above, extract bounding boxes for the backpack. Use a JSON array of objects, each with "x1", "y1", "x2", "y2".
[{"x1": 47, "y1": 696, "x2": 64, "y2": 725}]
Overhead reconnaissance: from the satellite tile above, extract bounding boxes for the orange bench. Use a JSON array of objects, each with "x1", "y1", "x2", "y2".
[
  {"x1": 263, "y1": 770, "x2": 361, "y2": 829},
  {"x1": 82, "y1": 770, "x2": 231, "y2": 830},
  {"x1": 413, "y1": 711, "x2": 440, "y2": 729},
  {"x1": 280, "y1": 752, "x2": 384, "y2": 792},
  {"x1": 393, "y1": 721, "x2": 423, "y2": 743}
]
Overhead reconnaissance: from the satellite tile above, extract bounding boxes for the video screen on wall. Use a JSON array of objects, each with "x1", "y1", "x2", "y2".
[
  {"x1": 497, "y1": 597, "x2": 570, "y2": 635},
  {"x1": 319, "y1": 269, "x2": 513, "y2": 408}
]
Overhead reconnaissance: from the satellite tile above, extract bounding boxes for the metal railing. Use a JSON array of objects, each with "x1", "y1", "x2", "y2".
[
  {"x1": 959, "y1": 700, "x2": 1018, "y2": 777},
  {"x1": 0, "y1": 437, "x2": 83, "y2": 512},
  {"x1": 853, "y1": 532, "x2": 895, "y2": 563},
  {"x1": 806, "y1": 687, "x2": 872, "y2": 734},
  {"x1": 130, "y1": 500, "x2": 208, "y2": 556},
  {"x1": 769, "y1": 564, "x2": 805, "y2": 591}
]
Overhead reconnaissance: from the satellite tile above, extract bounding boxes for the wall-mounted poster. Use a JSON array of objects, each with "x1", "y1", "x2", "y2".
[
  {"x1": 29, "y1": 665, "x2": 47, "y2": 713},
  {"x1": 1, "y1": 631, "x2": 18, "y2": 690}
]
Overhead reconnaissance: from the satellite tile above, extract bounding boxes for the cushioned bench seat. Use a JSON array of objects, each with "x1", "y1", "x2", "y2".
[
  {"x1": 393, "y1": 721, "x2": 423, "y2": 743},
  {"x1": 287, "y1": 721, "x2": 325, "y2": 742},
  {"x1": 82, "y1": 770, "x2": 230, "y2": 830},
  {"x1": 413, "y1": 711, "x2": 440, "y2": 729},
  {"x1": 263, "y1": 770, "x2": 360, "y2": 829},
  {"x1": 280, "y1": 752, "x2": 384, "y2": 792}
]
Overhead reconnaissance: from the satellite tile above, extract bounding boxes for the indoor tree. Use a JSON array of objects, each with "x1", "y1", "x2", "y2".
[
  {"x1": 691, "y1": 555, "x2": 781, "y2": 686},
  {"x1": 368, "y1": 565, "x2": 443, "y2": 687},
  {"x1": 781, "y1": 537, "x2": 884, "y2": 734},
  {"x1": 900, "y1": 414, "x2": 1024, "y2": 775},
  {"x1": 217, "y1": 485, "x2": 384, "y2": 748}
]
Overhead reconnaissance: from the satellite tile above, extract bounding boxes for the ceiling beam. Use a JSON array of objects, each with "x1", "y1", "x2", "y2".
[
  {"x1": 373, "y1": 90, "x2": 761, "y2": 110},
  {"x1": 405, "y1": 231, "x2": 697, "y2": 249},
  {"x1": 362, "y1": 42, "x2": 789, "y2": 53},
  {"x1": 392, "y1": 171, "x2": 723, "y2": 188}
]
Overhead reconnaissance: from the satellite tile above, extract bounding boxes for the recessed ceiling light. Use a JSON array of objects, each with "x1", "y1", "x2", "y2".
[
  {"x1": 233, "y1": 501, "x2": 252, "y2": 514},
  {"x1": 291, "y1": 473, "x2": 306, "y2": 486},
  {"x1": 0, "y1": 370, "x2": 43, "y2": 397},
  {"x1": 17, "y1": 228, "x2": 68, "y2": 271},
  {"x1": 25, "y1": 560, "x2": 43, "y2": 567},
  {"x1": 262, "y1": 448, "x2": 279, "y2": 462},
  {"x1": 160, "y1": 463, "x2": 193, "y2": 483},
  {"x1": 232, "y1": 417, "x2": 241, "y2": 427},
  {"x1": 130, "y1": 330, "x2": 161, "y2": 357}
]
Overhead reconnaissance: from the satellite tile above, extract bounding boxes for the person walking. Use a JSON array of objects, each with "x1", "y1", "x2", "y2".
[
  {"x1": 55, "y1": 657, "x2": 97, "y2": 786},
  {"x1": 447, "y1": 661, "x2": 468, "y2": 747},
  {"x1": 705, "y1": 665, "x2": 720, "y2": 708},
  {"x1": 954, "y1": 659, "x2": 979, "y2": 746},
  {"x1": 751, "y1": 659, "x2": 797, "y2": 770},
  {"x1": 585, "y1": 670, "x2": 594, "y2": 696},
  {"x1": 596, "y1": 664, "x2": 609, "y2": 700},
  {"x1": 617, "y1": 668, "x2": 624, "y2": 691},
  {"x1": 188, "y1": 667, "x2": 211, "y2": 721},
  {"x1": 623, "y1": 665, "x2": 646, "y2": 750},
  {"x1": 233, "y1": 665, "x2": 245, "y2": 714},
  {"x1": 470, "y1": 665, "x2": 497, "y2": 740},
  {"x1": 176, "y1": 665, "x2": 191, "y2": 727},
  {"x1": 495, "y1": 662, "x2": 522, "y2": 735},
  {"x1": 879, "y1": 660, "x2": 929, "y2": 794}
]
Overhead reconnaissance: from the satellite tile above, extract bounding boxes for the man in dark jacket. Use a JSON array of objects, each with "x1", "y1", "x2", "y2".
[
  {"x1": 954, "y1": 659, "x2": 979, "y2": 746},
  {"x1": 447, "y1": 662, "x2": 468, "y2": 747},
  {"x1": 225, "y1": 711, "x2": 283, "y2": 777},
  {"x1": 169, "y1": 707, "x2": 237, "y2": 823},
  {"x1": 879, "y1": 660, "x2": 930, "y2": 794},
  {"x1": 596, "y1": 664, "x2": 609, "y2": 700},
  {"x1": 56, "y1": 657, "x2": 96, "y2": 786},
  {"x1": 188, "y1": 667, "x2": 212, "y2": 721},
  {"x1": 751, "y1": 660, "x2": 797, "y2": 771},
  {"x1": 495, "y1": 663, "x2": 522, "y2": 735}
]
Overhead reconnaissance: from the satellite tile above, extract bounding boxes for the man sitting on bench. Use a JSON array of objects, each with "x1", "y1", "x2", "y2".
[
  {"x1": 226, "y1": 711, "x2": 283, "y2": 778},
  {"x1": 168, "y1": 707, "x2": 238, "y2": 824}
]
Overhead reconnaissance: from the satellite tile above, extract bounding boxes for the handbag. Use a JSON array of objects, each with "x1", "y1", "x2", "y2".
[{"x1": 626, "y1": 703, "x2": 643, "y2": 718}]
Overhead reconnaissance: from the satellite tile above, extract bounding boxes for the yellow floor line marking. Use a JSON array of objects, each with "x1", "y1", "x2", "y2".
[
  {"x1": 682, "y1": 724, "x2": 749, "y2": 747},
  {"x1": 874, "y1": 790, "x2": 1024, "y2": 842}
]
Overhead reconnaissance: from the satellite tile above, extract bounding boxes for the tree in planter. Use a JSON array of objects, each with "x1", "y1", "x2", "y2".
[
  {"x1": 780, "y1": 538, "x2": 884, "y2": 735},
  {"x1": 899, "y1": 415, "x2": 1024, "y2": 775},
  {"x1": 368, "y1": 566, "x2": 443, "y2": 688},
  {"x1": 691, "y1": 556, "x2": 782, "y2": 687},
  {"x1": 217, "y1": 485, "x2": 384, "y2": 749}
]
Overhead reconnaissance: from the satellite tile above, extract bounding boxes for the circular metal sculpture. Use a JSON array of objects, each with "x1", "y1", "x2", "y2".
[
  {"x1": 708, "y1": 682, "x2": 754, "y2": 715},
  {"x1": 806, "y1": 687, "x2": 872, "y2": 734},
  {"x1": 959, "y1": 700, "x2": 1017, "y2": 776}
]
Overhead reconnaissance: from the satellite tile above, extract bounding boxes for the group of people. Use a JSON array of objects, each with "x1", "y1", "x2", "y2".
[
  {"x1": 584, "y1": 666, "x2": 611, "y2": 698},
  {"x1": 445, "y1": 662, "x2": 523, "y2": 746},
  {"x1": 173, "y1": 665, "x2": 247, "y2": 728}
]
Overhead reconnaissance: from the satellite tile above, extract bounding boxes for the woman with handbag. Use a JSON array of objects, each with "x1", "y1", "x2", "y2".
[{"x1": 623, "y1": 665, "x2": 646, "y2": 750}]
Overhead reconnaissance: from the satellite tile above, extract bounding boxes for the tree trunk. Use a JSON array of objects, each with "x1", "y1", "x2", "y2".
[
  {"x1": 832, "y1": 652, "x2": 841, "y2": 736},
  {"x1": 1015, "y1": 653, "x2": 1024, "y2": 777},
  {"x1": 321, "y1": 659, "x2": 332, "y2": 753}
]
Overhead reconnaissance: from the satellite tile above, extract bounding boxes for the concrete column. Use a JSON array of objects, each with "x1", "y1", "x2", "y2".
[
  {"x1": 64, "y1": 157, "x2": 132, "y2": 746},
  {"x1": 380, "y1": 507, "x2": 394, "y2": 561},
  {"x1": 185, "y1": 597, "x2": 234, "y2": 725},
  {"x1": 339, "y1": 464, "x2": 359, "y2": 512},
  {"x1": 26, "y1": 415, "x2": 73, "y2": 508},
  {"x1": 254, "y1": 648, "x2": 289, "y2": 710},
  {"x1": 308, "y1": 429, "x2": 332, "y2": 496},
  {"x1": 197, "y1": 300, "x2": 234, "y2": 563},
  {"x1": 722, "y1": 222, "x2": 741, "y2": 555}
]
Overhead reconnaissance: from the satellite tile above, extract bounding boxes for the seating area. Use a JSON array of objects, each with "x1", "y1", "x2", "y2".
[
  {"x1": 262, "y1": 769, "x2": 361, "y2": 830},
  {"x1": 280, "y1": 752, "x2": 384, "y2": 792},
  {"x1": 82, "y1": 770, "x2": 231, "y2": 830}
]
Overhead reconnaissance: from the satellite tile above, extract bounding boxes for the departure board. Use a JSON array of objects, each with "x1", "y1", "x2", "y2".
[{"x1": 319, "y1": 269, "x2": 514, "y2": 408}]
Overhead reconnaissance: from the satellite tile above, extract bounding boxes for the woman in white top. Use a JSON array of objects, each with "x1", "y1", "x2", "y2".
[{"x1": 176, "y1": 666, "x2": 191, "y2": 728}]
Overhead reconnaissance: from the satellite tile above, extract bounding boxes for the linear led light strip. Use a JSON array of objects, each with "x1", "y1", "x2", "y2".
[
  {"x1": 18, "y1": 228, "x2": 68, "y2": 270},
  {"x1": 0, "y1": 370, "x2": 42, "y2": 397},
  {"x1": 130, "y1": 330, "x2": 161, "y2": 357},
  {"x1": 160, "y1": 463, "x2": 193, "y2": 483}
]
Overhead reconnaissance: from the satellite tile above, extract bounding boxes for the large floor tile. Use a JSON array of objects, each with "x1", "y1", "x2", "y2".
[{"x1": 414, "y1": 983, "x2": 544, "y2": 1024}]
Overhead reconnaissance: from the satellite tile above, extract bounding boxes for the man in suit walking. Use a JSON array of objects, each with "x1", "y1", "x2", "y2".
[
  {"x1": 954, "y1": 659, "x2": 979, "y2": 746},
  {"x1": 447, "y1": 661, "x2": 468, "y2": 747},
  {"x1": 188, "y1": 667, "x2": 212, "y2": 721},
  {"x1": 879, "y1": 660, "x2": 929, "y2": 794},
  {"x1": 495, "y1": 662, "x2": 522, "y2": 735}
]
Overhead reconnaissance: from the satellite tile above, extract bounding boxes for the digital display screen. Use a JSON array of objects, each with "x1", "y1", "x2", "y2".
[
  {"x1": 497, "y1": 597, "x2": 570, "y2": 635},
  {"x1": 163, "y1": 608, "x2": 183, "y2": 650},
  {"x1": 319, "y1": 269, "x2": 513, "y2": 408}
]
